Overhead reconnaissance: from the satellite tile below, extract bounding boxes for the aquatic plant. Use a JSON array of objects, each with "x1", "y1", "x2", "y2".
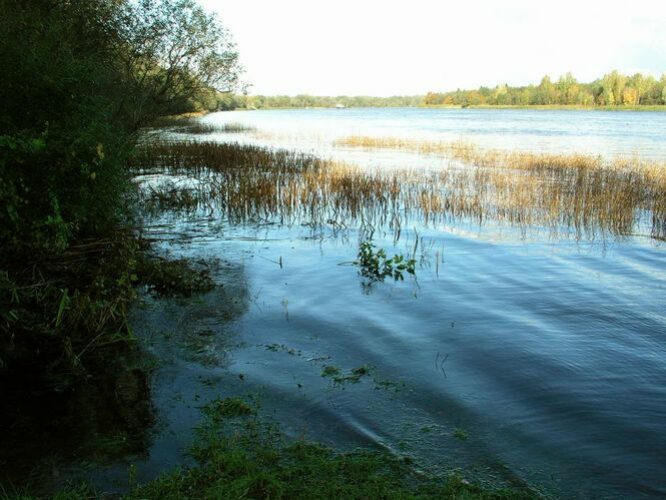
[
  {"x1": 121, "y1": 397, "x2": 536, "y2": 500},
  {"x1": 354, "y1": 241, "x2": 416, "y2": 281},
  {"x1": 202, "y1": 396, "x2": 256, "y2": 421},
  {"x1": 131, "y1": 139, "x2": 666, "y2": 240},
  {"x1": 137, "y1": 254, "x2": 215, "y2": 297},
  {"x1": 321, "y1": 365, "x2": 341, "y2": 377},
  {"x1": 336, "y1": 136, "x2": 666, "y2": 239},
  {"x1": 453, "y1": 428, "x2": 469, "y2": 441}
]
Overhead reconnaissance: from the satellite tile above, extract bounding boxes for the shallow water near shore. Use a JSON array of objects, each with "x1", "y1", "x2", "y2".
[
  {"x1": 7, "y1": 108, "x2": 666, "y2": 498},
  {"x1": 114, "y1": 213, "x2": 664, "y2": 498}
]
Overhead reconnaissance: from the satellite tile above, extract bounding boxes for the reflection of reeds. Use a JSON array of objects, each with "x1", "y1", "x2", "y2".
[
  {"x1": 131, "y1": 140, "x2": 666, "y2": 240},
  {"x1": 149, "y1": 115, "x2": 256, "y2": 134},
  {"x1": 181, "y1": 122, "x2": 256, "y2": 134}
]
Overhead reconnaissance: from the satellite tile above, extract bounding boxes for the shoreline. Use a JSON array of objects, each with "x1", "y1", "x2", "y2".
[{"x1": 223, "y1": 104, "x2": 666, "y2": 112}]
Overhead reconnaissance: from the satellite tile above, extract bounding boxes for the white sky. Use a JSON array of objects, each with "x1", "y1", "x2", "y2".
[{"x1": 199, "y1": 0, "x2": 666, "y2": 96}]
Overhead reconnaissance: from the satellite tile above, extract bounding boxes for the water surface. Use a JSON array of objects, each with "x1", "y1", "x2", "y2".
[
  {"x1": 201, "y1": 107, "x2": 666, "y2": 160},
  {"x1": 76, "y1": 109, "x2": 666, "y2": 498}
]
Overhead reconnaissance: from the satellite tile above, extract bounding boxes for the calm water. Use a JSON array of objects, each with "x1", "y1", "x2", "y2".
[
  {"x1": 75, "y1": 109, "x2": 666, "y2": 497},
  {"x1": 201, "y1": 107, "x2": 666, "y2": 160}
]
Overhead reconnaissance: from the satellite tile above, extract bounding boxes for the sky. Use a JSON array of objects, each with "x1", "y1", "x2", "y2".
[{"x1": 199, "y1": 0, "x2": 666, "y2": 96}]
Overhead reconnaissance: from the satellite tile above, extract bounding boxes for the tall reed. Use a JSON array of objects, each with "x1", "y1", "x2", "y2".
[{"x1": 131, "y1": 140, "x2": 666, "y2": 240}]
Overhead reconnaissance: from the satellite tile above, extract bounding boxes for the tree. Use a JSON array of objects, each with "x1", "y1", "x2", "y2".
[
  {"x1": 536, "y1": 75, "x2": 557, "y2": 105},
  {"x1": 493, "y1": 84, "x2": 510, "y2": 105},
  {"x1": 601, "y1": 71, "x2": 627, "y2": 105},
  {"x1": 0, "y1": 0, "x2": 244, "y2": 384},
  {"x1": 622, "y1": 87, "x2": 638, "y2": 106},
  {"x1": 116, "y1": 0, "x2": 242, "y2": 126},
  {"x1": 628, "y1": 73, "x2": 650, "y2": 105},
  {"x1": 0, "y1": 0, "x2": 243, "y2": 256},
  {"x1": 557, "y1": 72, "x2": 578, "y2": 104}
]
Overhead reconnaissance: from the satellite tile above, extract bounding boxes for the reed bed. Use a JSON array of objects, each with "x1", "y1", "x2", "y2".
[
  {"x1": 130, "y1": 140, "x2": 666, "y2": 240},
  {"x1": 336, "y1": 136, "x2": 666, "y2": 238}
]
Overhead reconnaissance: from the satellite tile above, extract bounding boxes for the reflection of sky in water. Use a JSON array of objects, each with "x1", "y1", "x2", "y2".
[{"x1": 200, "y1": 107, "x2": 666, "y2": 161}]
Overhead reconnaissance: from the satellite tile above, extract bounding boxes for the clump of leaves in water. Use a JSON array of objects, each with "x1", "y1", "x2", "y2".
[
  {"x1": 354, "y1": 241, "x2": 416, "y2": 281},
  {"x1": 137, "y1": 254, "x2": 215, "y2": 297}
]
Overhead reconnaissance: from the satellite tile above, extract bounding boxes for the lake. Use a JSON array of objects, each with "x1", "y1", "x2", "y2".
[
  {"x1": 199, "y1": 107, "x2": 666, "y2": 160},
  {"x1": 79, "y1": 109, "x2": 666, "y2": 498}
]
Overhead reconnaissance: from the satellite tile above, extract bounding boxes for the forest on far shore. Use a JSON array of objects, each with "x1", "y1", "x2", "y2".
[{"x1": 209, "y1": 71, "x2": 666, "y2": 110}]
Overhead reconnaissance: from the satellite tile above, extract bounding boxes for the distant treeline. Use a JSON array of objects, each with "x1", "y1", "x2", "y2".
[
  {"x1": 425, "y1": 71, "x2": 666, "y2": 107},
  {"x1": 207, "y1": 94, "x2": 424, "y2": 110},
  {"x1": 206, "y1": 71, "x2": 666, "y2": 110}
]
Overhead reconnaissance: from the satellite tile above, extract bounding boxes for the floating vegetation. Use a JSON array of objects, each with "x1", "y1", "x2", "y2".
[
  {"x1": 335, "y1": 365, "x2": 373, "y2": 384},
  {"x1": 202, "y1": 396, "x2": 256, "y2": 421},
  {"x1": 354, "y1": 241, "x2": 416, "y2": 282},
  {"x1": 137, "y1": 254, "x2": 215, "y2": 297},
  {"x1": 264, "y1": 343, "x2": 302, "y2": 356},
  {"x1": 374, "y1": 378, "x2": 407, "y2": 393},
  {"x1": 321, "y1": 364, "x2": 374, "y2": 385},
  {"x1": 131, "y1": 139, "x2": 666, "y2": 240},
  {"x1": 321, "y1": 365, "x2": 341, "y2": 378},
  {"x1": 453, "y1": 428, "x2": 469, "y2": 441}
]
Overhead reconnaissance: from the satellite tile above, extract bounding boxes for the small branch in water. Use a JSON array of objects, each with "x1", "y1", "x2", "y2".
[
  {"x1": 259, "y1": 255, "x2": 283, "y2": 267},
  {"x1": 435, "y1": 352, "x2": 449, "y2": 379}
]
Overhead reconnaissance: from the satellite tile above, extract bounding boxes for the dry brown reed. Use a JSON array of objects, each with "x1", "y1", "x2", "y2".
[
  {"x1": 336, "y1": 136, "x2": 666, "y2": 239},
  {"x1": 131, "y1": 139, "x2": 666, "y2": 240}
]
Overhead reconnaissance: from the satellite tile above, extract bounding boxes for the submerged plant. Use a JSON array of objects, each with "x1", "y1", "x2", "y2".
[
  {"x1": 202, "y1": 396, "x2": 256, "y2": 421},
  {"x1": 354, "y1": 241, "x2": 416, "y2": 282},
  {"x1": 136, "y1": 255, "x2": 215, "y2": 297},
  {"x1": 121, "y1": 394, "x2": 536, "y2": 500}
]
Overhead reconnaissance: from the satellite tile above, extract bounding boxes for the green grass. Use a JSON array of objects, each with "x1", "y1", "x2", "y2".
[{"x1": 122, "y1": 397, "x2": 536, "y2": 500}]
